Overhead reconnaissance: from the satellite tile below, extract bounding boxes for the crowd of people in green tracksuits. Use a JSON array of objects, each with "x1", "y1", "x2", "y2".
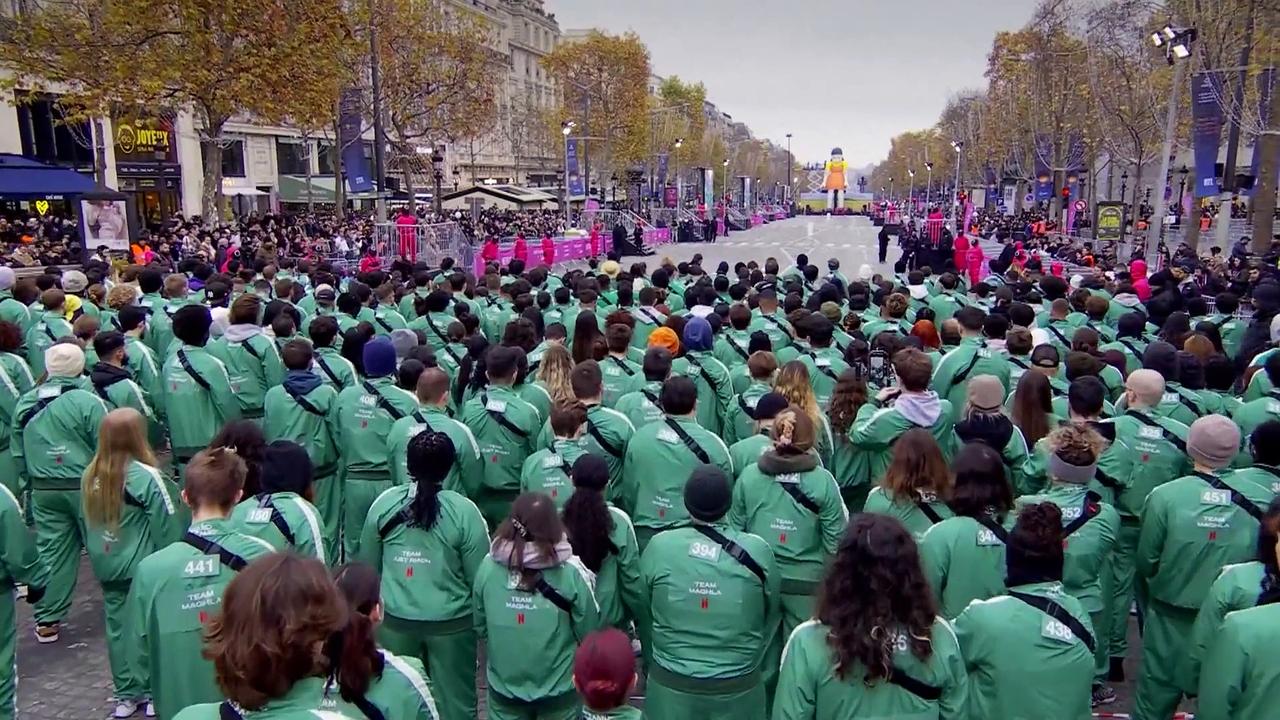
[{"x1": 2, "y1": 249, "x2": 1280, "y2": 720}]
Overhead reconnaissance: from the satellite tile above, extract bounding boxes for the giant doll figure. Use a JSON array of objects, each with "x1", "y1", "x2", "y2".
[{"x1": 824, "y1": 147, "x2": 848, "y2": 211}]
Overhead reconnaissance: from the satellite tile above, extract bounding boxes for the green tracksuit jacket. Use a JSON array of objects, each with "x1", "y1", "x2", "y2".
[
  {"x1": 357, "y1": 486, "x2": 489, "y2": 623},
  {"x1": 324, "y1": 650, "x2": 440, "y2": 720},
  {"x1": 12, "y1": 377, "x2": 107, "y2": 488},
  {"x1": 795, "y1": 346, "x2": 849, "y2": 408},
  {"x1": 24, "y1": 310, "x2": 72, "y2": 376},
  {"x1": 1091, "y1": 410, "x2": 1190, "y2": 519},
  {"x1": 723, "y1": 382, "x2": 773, "y2": 446},
  {"x1": 920, "y1": 514, "x2": 1012, "y2": 619},
  {"x1": 1, "y1": 483, "x2": 47, "y2": 720},
  {"x1": 1016, "y1": 485, "x2": 1119, "y2": 616},
  {"x1": 83, "y1": 461, "x2": 182, "y2": 582},
  {"x1": 369, "y1": 307, "x2": 408, "y2": 336},
  {"x1": 534, "y1": 403, "x2": 635, "y2": 491},
  {"x1": 161, "y1": 345, "x2": 239, "y2": 462},
  {"x1": 1197, "y1": 602, "x2": 1280, "y2": 720},
  {"x1": 332, "y1": 377, "x2": 420, "y2": 478},
  {"x1": 472, "y1": 554, "x2": 600, "y2": 705},
  {"x1": 862, "y1": 486, "x2": 954, "y2": 541},
  {"x1": 748, "y1": 309, "x2": 792, "y2": 350},
  {"x1": 127, "y1": 518, "x2": 275, "y2": 720},
  {"x1": 1180, "y1": 560, "x2": 1268, "y2": 696},
  {"x1": 590, "y1": 504, "x2": 645, "y2": 632},
  {"x1": 614, "y1": 382, "x2": 665, "y2": 430},
  {"x1": 208, "y1": 332, "x2": 285, "y2": 417},
  {"x1": 620, "y1": 416, "x2": 733, "y2": 536},
  {"x1": 600, "y1": 355, "x2": 641, "y2": 408},
  {"x1": 713, "y1": 328, "x2": 754, "y2": 370},
  {"x1": 773, "y1": 617, "x2": 969, "y2": 720},
  {"x1": 931, "y1": 338, "x2": 1011, "y2": 422},
  {"x1": 0, "y1": 353, "x2": 32, "y2": 497},
  {"x1": 229, "y1": 492, "x2": 326, "y2": 563},
  {"x1": 953, "y1": 582, "x2": 1096, "y2": 720},
  {"x1": 519, "y1": 440, "x2": 590, "y2": 510},
  {"x1": 312, "y1": 347, "x2": 358, "y2": 391},
  {"x1": 849, "y1": 396, "x2": 957, "y2": 483},
  {"x1": 629, "y1": 307, "x2": 667, "y2": 350},
  {"x1": 682, "y1": 350, "x2": 733, "y2": 435},
  {"x1": 174, "y1": 677, "x2": 361, "y2": 720},
  {"x1": 387, "y1": 406, "x2": 483, "y2": 498},
  {"x1": 125, "y1": 336, "x2": 163, "y2": 412},
  {"x1": 459, "y1": 385, "x2": 542, "y2": 525},
  {"x1": 0, "y1": 293, "x2": 31, "y2": 339}
]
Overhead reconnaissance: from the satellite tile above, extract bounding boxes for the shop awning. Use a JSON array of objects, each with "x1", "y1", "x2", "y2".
[
  {"x1": 0, "y1": 154, "x2": 99, "y2": 198},
  {"x1": 223, "y1": 185, "x2": 267, "y2": 197},
  {"x1": 277, "y1": 175, "x2": 335, "y2": 203}
]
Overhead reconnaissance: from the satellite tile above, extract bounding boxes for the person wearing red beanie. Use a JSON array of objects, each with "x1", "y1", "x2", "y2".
[{"x1": 573, "y1": 628, "x2": 640, "y2": 718}]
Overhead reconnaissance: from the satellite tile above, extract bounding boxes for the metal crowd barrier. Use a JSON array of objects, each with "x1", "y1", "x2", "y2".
[{"x1": 373, "y1": 221, "x2": 473, "y2": 270}]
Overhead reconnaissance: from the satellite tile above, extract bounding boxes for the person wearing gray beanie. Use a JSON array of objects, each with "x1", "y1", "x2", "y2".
[
  {"x1": 639, "y1": 463, "x2": 777, "y2": 719},
  {"x1": 1132, "y1": 413, "x2": 1269, "y2": 720}
]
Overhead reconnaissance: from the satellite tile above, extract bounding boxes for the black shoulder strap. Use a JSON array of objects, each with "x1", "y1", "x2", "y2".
[
  {"x1": 255, "y1": 494, "x2": 297, "y2": 546},
  {"x1": 692, "y1": 524, "x2": 767, "y2": 585},
  {"x1": 182, "y1": 532, "x2": 249, "y2": 572},
  {"x1": 1061, "y1": 491, "x2": 1103, "y2": 537},
  {"x1": 1046, "y1": 323, "x2": 1072, "y2": 347},
  {"x1": 777, "y1": 478, "x2": 821, "y2": 514},
  {"x1": 736, "y1": 394, "x2": 757, "y2": 420},
  {"x1": 683, "y1": 353, "x2": 720, "y2": 391},
  {"x1": 533, "y1": 576, "x2": 575, "y2": 614},
  {"x1": 948, "y1": 343, "x2": 986, "y2": 387},
  {"x1": 18, "y1": 386, "x2": 69, "y2": 426},
  {"x1": 123, "y1": 490, "x2": 146, "y2": 509},
  {"x1": 917, "y1": 501, "x2": 944, "y2": 525},
  {"x1": 352, "y1": 695, "x2": 388, "y2": 720},
  {"x1": 1008, "y1": 590, "x2": 1097, "y2": 653},
  {"x1": 410, "y1": 409, "x2": 434, "y2": 431},
  {"x1": 1008, "y1": 355, "x2": 1030, "y2": 370},
  {"x1": 641, "y1": 388, "x2": 660, "y2": 405},
  {"x1": 1118, "y1": 339, "x2": 1145, "y2": 360},
  {"x1": 218, "y1": 702, "x2": 242, "y2": 720},
  {"x1": 284, "y1": 383, "x2": 325, "y2": 416},
  {"x1": 378, "y1": 505, "x2": 413, "y2": 539},
  {"x1": 423, "y1": 314, "x2": 451, "y2": 347},
  {"x1": 638, "y1": 307, "x2": 664, "y2": 326},
  {"x1": 1124, "y1": 411, "x2": 1187, "y2": 453},
  {"x1": 480, "y1": 392, "x2": 530, "y2": 438},
  {"x1": 801, "y1": 349, "x2": 842, "y2": 382},
  {"x1": 314, "y1": 355, "x2": 343, "y2": 386},
  {"x1": 974, "y1": 515, "x2": 1010, "y2": 544},
  {"x1": 43, "y1": 323, "x2": 58, "y2": 342},
  {"x1": 885, "y1": 667, "x2": 944, "y2": 702},
  {"x1": 234, "y1": 336, "x2": 263, "y2": 362},
  {"x1": 607, "y1": 355, "x2": 636, "y2": 376},
  {"x1": 1094, "y1": 468, "x2": 1122, "y2": 490},
  {"x1": 1194, "y1": 471, "x2": 1264, "y2": 522},
  {"x1": 362, "y1": 380, "x2": 405, "y2": 421},
  {"x1": 374, "y1": 314, "x2": 395, "y2": 334},
  {"x1": 1172, "y1": 388, "x2": 1203, "y2": 417},
  {"x1": 724, "y1": 335, "x2": 750, "y2": 361},
  {"x1": 664, "y1": 417, "x2": 711, "y2": 464},
  {"x1": 177, "y1": 349, "x2": 212, "y2": 392},
  {"x1": 586, "y1": 417, "x2": 622, "y2": 458}
]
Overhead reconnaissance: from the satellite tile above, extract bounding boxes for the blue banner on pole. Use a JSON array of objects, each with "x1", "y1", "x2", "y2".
[
  {"x1": 1249, "y1": 68, "x2": 1274, "y2": 196},
  {"x1": 1191, "y1": 71, "x2": 1225, "y2": 198},
  {"x1": 566, "y1": 138, "x2": 585, "y2": 197},
  {"x1": 1033, "y1": 134, "x2": 1053, "y2": 201},
  {"x1": 339, "y1": 88, "x2": 373, "y2": 194}
]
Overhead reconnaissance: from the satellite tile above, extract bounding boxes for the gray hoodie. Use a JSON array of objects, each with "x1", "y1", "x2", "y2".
[{"x1": 895, "y1": 390, "x2": 943, "y2": 427}]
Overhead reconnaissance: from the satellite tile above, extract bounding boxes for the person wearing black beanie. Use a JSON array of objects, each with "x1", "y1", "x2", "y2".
[
  {"x1": 953, "y1": 502, "x2": 1097, "y2": 719},
  {"x1": 639, "y1": 464, "x2": 778, "y2": 720}
]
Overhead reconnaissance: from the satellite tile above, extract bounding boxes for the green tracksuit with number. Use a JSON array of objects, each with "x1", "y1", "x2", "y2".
[
  {"x1": 614, "y1": 382, "x2": 665, "y2": 431},
  {"x1": 12, "y1": 377, "x2": 107, "y2": 624},
  {"x1": 639, "y1": 524, "x2": 779, "y2": 720},
  {"x1": 728, "y1": 456, "x2": 846, "y2": 694},
  {"x1": 920, "y1": 514, "x2": 1012, "y2": 619},
  {"x1": 953, "y1": 582, "x2": 1096, "y2": 720},
  {"x1": 24, "y1": 311, "x2": 72, "y2": 379},
  {"x1": 619, "y1": 416, "x2": 733, "y2": 548},
  {"x1": 862, "y1": 486, "x2": 954, "y2": 542},
  {"x1": 460, "y1": 385, "x2": 542, "y2": 528},
  {"x1": 520, "y1": 441, "x2": 590, "y2": 511},
  {"x1": 161, "y1": 344, "x2": 239, "y2": 470},
  {"x1": 358, "y1": 486, "x2": 488, "y2": 720},
  {"x1": 332, "y1": 376, "x2": 420, "y2": 560},
  {"x1": 263, "y1": 373, "x2": 340, "y2": 561},
  {"x1": 682, "y1": 350, "x2": 733, "y2": 436},
  {"x1": 324, "y1": 649, "x2": 440, "y2": 720},
  {"x1": 387, "y1": 406, "x2": 484, "y2": 500},
  {"x1": 931, "y1": 338, "x2": 1011, "y2": 422},
  {"x1": 1179, "y1": 560, "x2": 1267, "y2": 695},
  {"x1": 1, "y1": 483, "x2": 46, "y2": 720},
  {"x1": 312, "y1": 347, "x2": 358, "y2": 391},
  {"x1": 229, "y1": 492, "x2": 326, "y2": 563},
  {"x1": 796, "y1": 346, "x2": 848, "y2": 409},
  {"x1": 1016, "y1": 484, "x2": 1120, "y2": 678},
  {"x1": 473, "y1": 553, "x2": 600, "y2": 720},
  {"x1": 83, "y1": 461, "x2": 181, "y2": 702},
  {"x1": 208, "y1": 332, "x2": 285, "y2": 419},
  {"x1": 1196, "y1": 602, "x2": 1280, "y2": 720},
  {"x1": 723, "y1": 382, "x2": 772, "y2": 446},
  {"x1": 1134, "y1": 470, "x2": 1275, "y2": 720},
  {"x1": 773, "y1": 616, "x2": 969, "y2": 720},
  {"x1": 534, "y1": 404, "x2": 635, "y2": 496},
  {"x1": 127, "y1": 519, "x2": 274, "y2": 720},
  {"x1": 174, "y1": 677, "x2": 360, "y2": 720},
  {"x1": 600, "y1": 355, "x2": 641, "y2": 407}
]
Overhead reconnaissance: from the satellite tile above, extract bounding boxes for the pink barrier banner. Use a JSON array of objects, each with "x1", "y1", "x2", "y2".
[
  {"x1": 644, "y1": 227, "x2": 673, "y2": 245},
  {"x1": 716, "y1": 220, "x2": 726, "y2": 235},
  {"x1": 750, "y1": 215, "x2": 764, "y2": 227},
  {"x1": 773, "y1": 211, "x2": 787, "y2": 220},
  {"x1": 474, "y1": 234, "x2": 615, "y2": 274}
]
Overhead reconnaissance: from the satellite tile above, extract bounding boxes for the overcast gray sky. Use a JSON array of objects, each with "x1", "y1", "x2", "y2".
[{"x1": 546, "y1": 0, "x2": 1040, "y2": 167}]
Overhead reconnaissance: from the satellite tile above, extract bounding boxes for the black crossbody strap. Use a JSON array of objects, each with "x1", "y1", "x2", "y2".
[
  {"x1": 480, "y1": 392, "x2": 530, "y2": 438},
  {"x1": 352, "y1": 695, "x2": 388, "y2": 720},
  {"x1": 374, "y1": 315, "x2": 394, "y2": 334},
  {"x1": 693, "y1": 524, "x2": 767, "y2": 585},
  {"x1": 975, "y1": 515, "x2": 1009, "y2": 544},
  {"x1": 1046, "y1": 323, "x2": 1072, "y2": 347},
  {"x1": 123, "y1": 490, "x2": 146, "y2": 509},
  {"x1": 725, "y1": 335, "x2": 750, "y2": 361},
  {"x1": 885, "y1": 667, "x2": 944, "y2": 702},
  {"x1": 533, "y1": 577, "x2": 575, "y2": 614},
  {"x1": 314, "y1": 355, "x2": 343, "y2": 386},
  {"x1": 1119, "y1": 339, "x2": 1145, "y2": 360},
  {"x1": 1125, "y1": 411, "x2": 1187, "y2": 453},
  {"x1": 638, "y1": 307, "x2": 664, "y2": 326},
  {"x1": 284, "y1": 384, "x2": 325, "y2": 416},
  {"x1": 424, "y1": 315, "x2": 451, "y2": 347},
  {"x1": 737, "y1": 394, "x2": 757, "y2": 420},
  {"x1": 641, "y1": 388, "x2": 660, "y2": 405},
  {"x1": 801, "y1": 350, "x2": 841, "y2": 382},
  {"x1": 948, "y1": 345, "x2": 986, "y2": 387},
  {"x1": 777, "y1": 478, "x2": 821, "y2": 513},
  {"x1": 1194, "y1": 471, "x2": 1264, "y2": 522},
  {"x1": 1094, "y1": 468, "x2": 1122, "y2": 490},
  {"x1": 362, "y1": 380, "x2": 405, "y2": 421},
  {"x1": 1008, "y1": 590, "x2": 1096, "y2": 653},
  {"x1": 684, "y1": 353, "x2": 720, "y2": 391},
  {"x1": 18, "y1": 386, "x2": 68, "y2": 426},
  {"x1": 586, "y1": 417, "x2": 622, "y2": 458},
  {"x1": 917, "y1": 501, "x2": 944, "y2": 525},
  {"x1": 238, "y1": 337, "x2": 263, "y2": 361},
  {"x1": 378, "y1": 504, "x2": 413, "y2": 539},
  {"x1": 608, "y1": 356, "x2": 635, "y2": 376},
  {"x1": 1061, "y1": 491, "x2": 1102, "y2": 537},
  {"x1": 182, "y1": 532, "x2": 249, "y2": 572},
  {"x1": 177, "y1": 349, "x2": 212, "y2": 391},
  {"x1": 410, "y1": 409, "x2": 434, "y2": 431},
  {"x1": 43, "y1": 324, "x2": 58, "y2": 342},
  {"x1": 1008, "y1": 355, "x2": 1030, "y2": 370},
  {"x1": 255, "y1": 494, "x2": 297, "y2": 546},
  {"x1": 664, "y1": 417, "x2": 711, "y2": 464},
  {"x1": 218, "y1": 702, "x2": 242, "y2": 720},
  {"x1": 1172, "y1": 389, "x2": 1203, "y2": 417}
]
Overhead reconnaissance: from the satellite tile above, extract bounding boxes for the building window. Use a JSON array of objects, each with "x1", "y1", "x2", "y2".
[
  {"x1": 318, "y1": 141, "x2": 338, "y2": 175},
  {"x1": 276, "y1": 139, "x2": 309, "y2": 175},
  {"x1": 14, "y1": 91, "x2": 95, "y2": 171},
  {"x1": 221, "y1": 139, "x2": 246, "y2": 177}
]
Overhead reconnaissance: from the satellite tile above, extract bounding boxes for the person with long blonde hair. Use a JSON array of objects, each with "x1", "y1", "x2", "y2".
[
  {"x1": 773, "y1": 360, "x2": 834, "y2": 466},
  {"x1": 537, "y1": 342, "x2": 576, "y2": 405},
  {"x1": 81, "y1": 408, "x2": 181, "y2": 719}
]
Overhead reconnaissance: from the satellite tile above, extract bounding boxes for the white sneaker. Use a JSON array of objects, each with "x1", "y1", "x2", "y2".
[
  {"x1": 113, "y1": 699, "x2": 139, "y2": 718},
  {"x1": 143, "y1": 701, "x2": 156, "y2": 718}
]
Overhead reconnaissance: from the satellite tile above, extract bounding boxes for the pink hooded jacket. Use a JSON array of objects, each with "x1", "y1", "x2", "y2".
[
  {"x1": 1130, "y1": 259, "x2": 1150, "y2": 301},
  {"x1": 966, "y1": 243, "x2": 985, "y2": 285}
]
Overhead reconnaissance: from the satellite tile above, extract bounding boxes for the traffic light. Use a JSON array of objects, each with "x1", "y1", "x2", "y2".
[{"x1": 1061, "y1": 186, "x2": 1071, "y2": 201}]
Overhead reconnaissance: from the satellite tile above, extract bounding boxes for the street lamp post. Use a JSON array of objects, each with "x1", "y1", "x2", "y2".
[
  {"x1": 907, "y1": 169, "x2": 916, "y2": 215},
  {"x1": 1148, "y1": 24, "x2": 1196, "y2": 260},
  {"x1": 674, "y1": 138, "x2": 684, "y2": 208},
  {"x1": 722, "y1": 158, "x2": 730, "y2": 209},
  {"x1": 1177, "y1": 165, "x2": 1189, "y2": 213},
  {"x1": 785, "y1": 133, "x2": 793, "y2": 209},
  {"x1": 561, "y1": 120, "x2": 575, "y2": 231},
  {"x1": 925, "y1": 162, "x2": 934, "y2": 208},
  {"x1": 889, "y1": 177, "x2": 895, "y2": 206},
  {"x1": 950, "y1": 141, "x2": 964, "y2": 232},
  {"x1": 1120, "y1": 172, "x2": 1129, "y2": 204}
]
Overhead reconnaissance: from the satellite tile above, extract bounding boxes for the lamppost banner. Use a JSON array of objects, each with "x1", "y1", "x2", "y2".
[
  {"x1": 339, "y1": 88, "x2": 373, "y2": 193},
  {"x1": 566, "y1": 138, "x2": 585, "y2": 197},
  {"x1": 1248, "y1": 68, "x2": 1274, "y2": 196},
  {"x1": 1034, "y1": 134, "x2": 1053, "y2": 201},
  {"x1": 1191, "y1": 71, "x2": 1226, "y2": 198}
]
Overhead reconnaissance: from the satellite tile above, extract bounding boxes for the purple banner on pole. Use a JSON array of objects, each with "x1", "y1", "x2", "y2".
[
  {"x1": 663, "y1": 185, "x2": 677, "y2": 208},
  {"x1": 657, "y1": 152, "x2": 669, "y2": 187},
  {"x1": 1249, "y1": 68, "x2": 1275, "y2": 196},
  {"x1": 1191, "y1": 71, "x2": 1225, "y2": 198},
  {"x1": 339, "y1": 88, "x2": 373, "y2": 194},
  {"x1": 566, "y1": 138, "x2": 585, "y2": 197},
  {"x1": 1034, "y1": 134, "x2": 1053, "y2": 201}
]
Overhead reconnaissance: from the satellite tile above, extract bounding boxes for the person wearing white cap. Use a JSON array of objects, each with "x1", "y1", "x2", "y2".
[
  {"x1": 1134, "y1": 414, "x2": 1275, "y2": 720},
  {"x1": 0, "y1": 267, "x2": 31, "y2": 336},
  {"x1": 11, "y1": 342, "x2": 108, "y2": 644}
]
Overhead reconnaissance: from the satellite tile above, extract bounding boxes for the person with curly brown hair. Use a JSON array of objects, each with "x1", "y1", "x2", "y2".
[{"x1": 772, "y1": 513, "x2": 968, "y2": 718}]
